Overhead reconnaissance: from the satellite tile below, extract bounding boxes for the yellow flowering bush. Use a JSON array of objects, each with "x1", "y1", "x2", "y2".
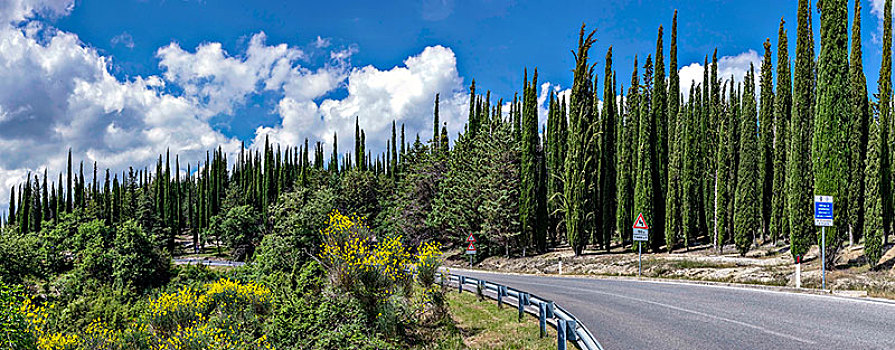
[
  {"x1": 318, "y1": 209, "x2": 445, "y2": 332},
  {"x1": 14, "y1": 279, "x2": 275, "y2": 350}
]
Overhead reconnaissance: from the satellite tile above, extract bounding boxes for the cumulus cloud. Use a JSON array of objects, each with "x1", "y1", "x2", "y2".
[
  {"x1": 256, "y1": 45, "x2": 467, "y2": 158},
  {"x1": 0, "y1": 17, "x2": 242, "y2": 216},
  {"x1": 0, "y1": 0, "x2": 73, "y2": 24},
  {"x1": 677, "y1": 50, "x2": 762, "y2": 101},
  {"x1": 0, "y1": 3, "x2": 474, "y2": 216}
]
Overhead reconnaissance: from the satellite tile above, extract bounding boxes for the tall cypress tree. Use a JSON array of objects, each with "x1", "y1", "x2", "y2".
[
  {"x1": 652, "y1": 26, "x2": 668, "y2": 252},
  {"x1": 734, "y1": 67, "x2": 760, "y2": 256},
  {"x1": 520, "y1": 69, "x2": 541, "y2": 251},
  {"x1": 635, "y1": 54, "x2": 657, "y2": 252},
  {"x1": 565, "y1": 25, "x2": 597, "y2": 255},
  {"x1": 66, "y1": 149, "x2": 72, "y2": 213},
  {"x1": 813, "y1": 0, "x2": 848, "y2": 266},
  {"x1": 880, "y1": 0, "x2": 894, "y2": 246},
  {"x1": 666, "y1": 10, "x2": 681, "y2": 250},
  {"x1": 772, "y1": 18, "x2": 792, "y2": 245},
  {"x1": 788, "y1": 0, "x2": 816, "y2": 260},
  {"x1": 600, "y1": 47, "x2": 617, "y2": 251},
  {"x1": 865, "y1": 113, "x2": 884, "y2": 267},
  {"x1": 617, "y1": 58, "x2": 639, "y2": 248},
  {"x1": 848, "y1": 0, "x2": 870, "y2": 247},
  {"x1": 433, "y1": 93, "x2": 440, "y2": 152},
  {"x1": 759, "y1": 39, "x2": 775, "y2": 245},
  {"x1": 547, "y1": 92, "x2": 568, "y2": 245}
]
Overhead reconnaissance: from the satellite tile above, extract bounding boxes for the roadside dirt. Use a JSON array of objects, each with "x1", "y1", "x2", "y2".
[{"x1": 446, "y1": 241, "x2": 895, "y2": 299}]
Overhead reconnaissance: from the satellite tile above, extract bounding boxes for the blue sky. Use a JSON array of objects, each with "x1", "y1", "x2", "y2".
[{"x1": 0, "y1": 0, "x2": 891, "y2": 215}]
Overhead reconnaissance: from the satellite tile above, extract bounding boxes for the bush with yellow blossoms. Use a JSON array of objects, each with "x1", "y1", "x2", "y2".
[
  {"x1": 318, "y1": 210, "x2": 445, "y2": 334},
  {"x1": 13, "y1": 279, "x2": 275, "y2": 350}
]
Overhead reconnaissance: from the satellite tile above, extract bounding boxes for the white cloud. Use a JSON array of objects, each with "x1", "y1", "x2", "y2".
[
  {"x1": 677, "y1": 50, "x2": 762, "y2": 101},
  {"x1": 110, "y1": 32, "x2": 134, "y2": 49},
  {"x1": 0, "y1": 0, "x2": 73, "y2": 24},
  {"x1": 258, "y1": 45, "x2": 467, "y2": 158},
  {"x1": 0, "y1": 3, "x2": 473, "y2": 217}
]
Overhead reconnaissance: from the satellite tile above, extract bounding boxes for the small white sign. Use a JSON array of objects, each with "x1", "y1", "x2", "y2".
[{"x1": 633, "y1": 228, "x2": 648, "y2": 242}]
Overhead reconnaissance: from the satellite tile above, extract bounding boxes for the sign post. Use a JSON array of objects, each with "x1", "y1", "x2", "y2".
[
  {"x1": 814, "y1": 195, "x2": 833, "y2": 291},
  {"x1": 465, "y1": 234, "x2": 477, "y2": 266},
  {"x1": 632, "y1": 213, "x2": 649, "y2": 278}
]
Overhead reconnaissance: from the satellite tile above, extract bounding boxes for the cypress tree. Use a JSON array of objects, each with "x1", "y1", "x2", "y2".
[
  {"x1": 652, "y1": 26, "x2": 667, "y2": 252},
  {"x1": 391, "y1": 121, "x2": 398, "y2": 175},
  {"x1": 31, "y1": 176, "x2": 41, "y2": 233},
  {"x1": 521, "y1": 68, "x2": 540, "y2": 251},
  {"x1": 772, "y1": 18, "x2": 792, "y2": 245},
  {"x1": 759, "y1": 39, "x2": 775, "y2": 245},
  {"x1": 66, "y1": 149, "x2": 72, "y2": 213},
  {"x1": 41, "y1": 169, "x2": 49, "y2": 222},
  {"x1": 848, "y1": 0, "x2": 870, "y2": 247},
  {"x1": 865, "y1": 116, "x2": 884, "y2": 267},
  {"x1": 682, "y1": 82, "x2": 699, "y2": 249},
  {"x1": 547, "y1": 93, "x2": 566, "y2": 245},
  {"x1": 565, "y1": 25, "x2": 597, "y2": 256},
  {"x1": 20, "y1": 176, "x2": 30, "y2": 233},
  {"x1": 813, "y1": 0, "x2": 848, "y2": 266},
  {"x1": 734, "y1": 67, "x2": 760, "y2": 256},
  {"x1": 331, "y1": 132, "x2": 339, "y2": 173},
  {"x1": 433, "y1": 93, "x2": 440, "y2": 151},
  {"x1": 635, "y1": 54, "x2": 656, "y2": 252},
  {"x1": 881, "y1": 0, "x2": 894, "y2": 246},
  {"x1": 716, "y1": 80, "x2": 733, "y2": 253},
  {"x1": 441, "y1": 124, "x2": 449, "y2": 151},
  {"x1": 789, "y1": 0, "x2": 816, "y2": 260},
  {"x1": 8, "y1": 186, "x2": 14, "y2": 226},
  {"x1": 617, "y1": 58, "x2": 639, "y2": 248},
  {"x1": 600, "y1": 47, "x2": 617, "y2": 251}
]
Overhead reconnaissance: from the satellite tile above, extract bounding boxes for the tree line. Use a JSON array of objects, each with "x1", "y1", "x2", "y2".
[{"x1": 3, "y1": 0, "x2": 892, "y2": 269}]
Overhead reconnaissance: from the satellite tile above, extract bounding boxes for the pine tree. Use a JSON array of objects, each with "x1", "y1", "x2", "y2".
[
  {"x1": 789, "y1": 0, "x2": 816, "y2": 260},
  {"x1": 848, "y1": 0, "x2": 870, "y2": 247},
  {"x1": 759, "y1": 39, "x2": 775, "y2": 244},
  {"x1": 881, "y1": 0, "x2": 894, "y2": 246},
  {"x1": 734, "y1": 67, "x2": 760, "y2": 256},
  {"x1": 565, "y1": 25, "x2": 597, "y2": 255},
  {"x1": 813, "y1": 0, "x2": 849, "y2": 266},
  {"x1": 652, "y1": 26, "x2": 668, "y2": 252},
  {"x1": 772, "y1": 18, "x2": 792, "y2": 245}
]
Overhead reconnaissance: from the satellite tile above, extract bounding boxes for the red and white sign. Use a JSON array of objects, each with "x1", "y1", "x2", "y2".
[
  {"x1": 633, "y1": 213, "x2": 649, "y2": 229},
  {"x1": 466, "y1": 233, "x2": 476, "y2": 242},
  {"x1": 465, "y1": 242, "x2": 477, "y2": 255}
]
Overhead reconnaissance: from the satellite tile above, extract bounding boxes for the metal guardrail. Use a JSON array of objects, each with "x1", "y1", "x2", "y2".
[
  {"x1": 172, "y1": 258, "x2": 246, "y2": 267},
  {"x1": 446, "y1": 273, "x2": 604, "y2": 350}
]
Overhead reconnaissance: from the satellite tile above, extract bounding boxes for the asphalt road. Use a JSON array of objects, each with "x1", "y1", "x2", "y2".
[{"x1": 453, "y1": 269, "x2": 895, "y2": 350}]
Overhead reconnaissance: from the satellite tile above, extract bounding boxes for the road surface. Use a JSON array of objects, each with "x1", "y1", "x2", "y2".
[{"x1": 454, "y1": 269, "x2": 895, "y2": 350}]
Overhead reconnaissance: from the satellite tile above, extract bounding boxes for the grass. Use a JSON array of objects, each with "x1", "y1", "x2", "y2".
[{"x1": 418, "y1": 290, "x2": 568, "y2": 349}]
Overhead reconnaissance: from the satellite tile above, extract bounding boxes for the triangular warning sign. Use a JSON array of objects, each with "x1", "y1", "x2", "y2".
[
  {"x1": 466, "y1": 242, "x2": 477, "y2": 251},
  {"x1": 632, "y1": 213, "x2": 649, "y2": 229},
  {"x1": 466, "y1": 233, "x2": 476, "y2": 242}
]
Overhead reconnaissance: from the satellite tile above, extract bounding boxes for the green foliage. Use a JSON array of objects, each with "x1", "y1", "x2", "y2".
[
  {"x1": 1, "y1": 282, "x2": 37, "y2": 350},
  {"x1": 759, "y1": 39, "x2": 775, "y2": 243},
  {"x1": 848, "y1": 0, "x2": 870, "y2": 246},
  {"x1": 210, "y1": 205, "x2": 262, "y2": 261},
  {"x1": 771, "y1": 18, "x2": 792, "y2": 245},
  {"x1": 112, "y1": 220, "x2": 169, "y2": 292},
  {"x1": 813, "y1": 0, "x2": 849, "y2": 266},
  {"x1": 864, "y1": 119, "x2": 885, "y2": 267},
  {"x1": 634, "y1": 55, "x2": 657, "y2": 252},
  {"x1": 789, "y1": 0, "x2": 817, "y2": 260},
  {"x1": 734, "y1": 67, "x2": 760, "y2": 256}
]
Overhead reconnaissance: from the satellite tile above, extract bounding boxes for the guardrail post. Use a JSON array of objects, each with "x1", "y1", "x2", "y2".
[
  {"x1": 538, "y1": 302, "x2": 547, "y2": 338},
  {"x1": 459, "y1": 276, "x2": 465, "y2": 293},
  {"x1": 557, "y1": 319, "x2": 567, "y2": 350},
  {"x1": 566, "y1": 320, "x2": 577, "y2": 342},
  {"x1": 496, "y1": 285, "x2": 503, "y2": 308},
  {"x1": 517, "y1": 293, "x2": 525, "y2": 321},
  {"x1": 546, "y1": 301, "x2": 555, "y2": 318},
  {"x1": 477, "y1": 280, "x2": 485, "y2": 301}
]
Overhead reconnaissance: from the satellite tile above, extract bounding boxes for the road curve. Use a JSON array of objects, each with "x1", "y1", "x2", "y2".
[{"x1": 452, "y1": 269, "x2": 895, "y2": 350}]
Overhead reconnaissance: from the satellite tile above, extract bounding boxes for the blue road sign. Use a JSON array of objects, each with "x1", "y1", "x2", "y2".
[{"x1": 814, "y1": 195, "x2": 833, "y2": 227}]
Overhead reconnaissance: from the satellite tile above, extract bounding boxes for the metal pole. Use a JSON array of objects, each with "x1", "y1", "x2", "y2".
[
  {"x1": 821, "y1": 226, "x2": 826, "y2": 291},
  {"x1": 557, "y1": 320, "x2": 567, "y2": 350},
  {"x1": 539, "y1": 302, "x2": 547, "y2": 338},
  {"x1": 638, "y1": 242, "x2": 642, "y2": 278}
]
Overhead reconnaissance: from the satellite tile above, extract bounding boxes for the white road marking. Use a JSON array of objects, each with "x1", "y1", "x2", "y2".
[{"x1": 515, "y1": 280, "x2": 817, "y2": 345}]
